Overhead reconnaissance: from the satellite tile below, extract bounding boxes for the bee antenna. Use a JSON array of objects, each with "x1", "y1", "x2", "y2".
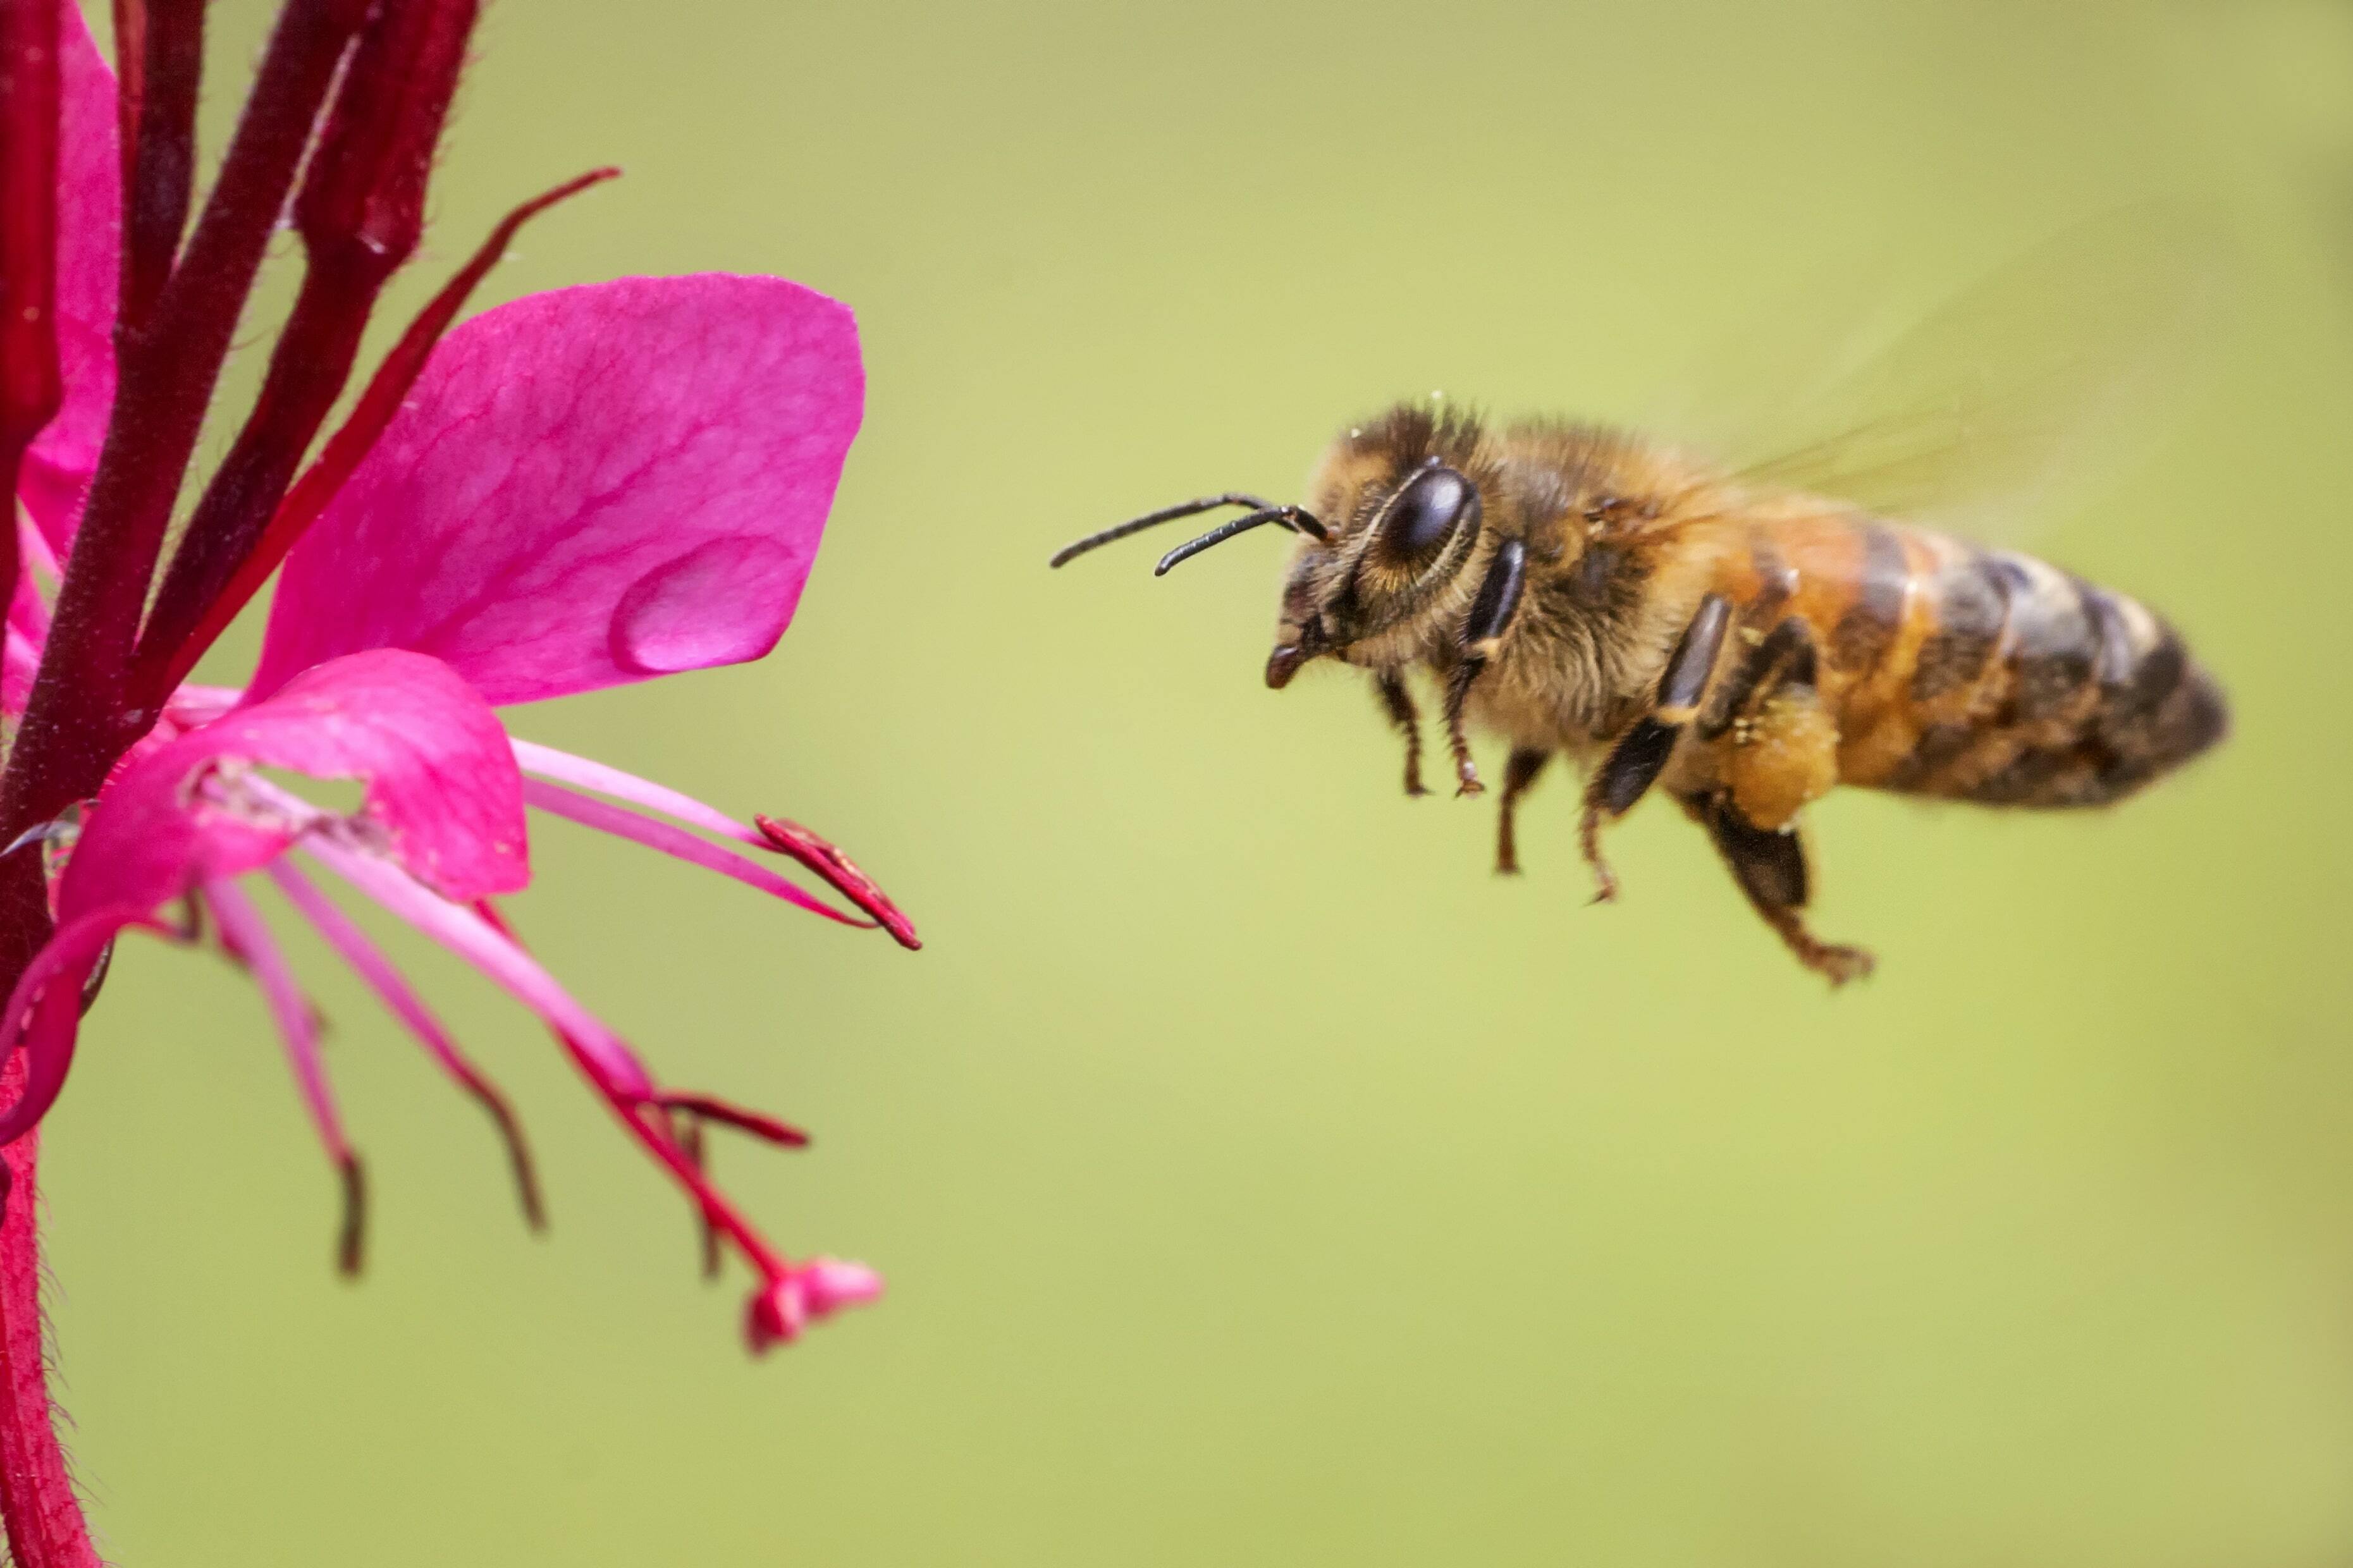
[
  {"x1": 1153, "y1": 506, "x2": 1325, "y2": 575},
  {"x1": 1050, "y1": 493, "x2": 1325, "y2": 568}
]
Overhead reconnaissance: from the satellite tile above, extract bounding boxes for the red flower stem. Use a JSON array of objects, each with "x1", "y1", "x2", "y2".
[
  {"x1": 0, "y1": 8, "x2": 362, "y2": 1559},
  {"x1": 0, "y1": 1113, "x2": 96, "y2": 1567},
  {"x1": 133, "y1": 166, "x2": 620, "y2": 704},
  {"x1": 2, "y1": 0, "x2": 366, "y2": 840},
  {"x1": 111, "y1": 0, "x2": 203, "y2": 334},
  {"x1": 0, "y1": 0, "x2": 63, "y2": 627},
  {"x1": 138, "y1": 0, "x2": 481, "y2": 680},
  {"x1": 0, "y1": 7, "x2": 84, "y2": 1556}
]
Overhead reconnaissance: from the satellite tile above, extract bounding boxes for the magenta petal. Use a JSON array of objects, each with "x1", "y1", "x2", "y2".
[
  {"x1": 18, "y1": 8, "x2": 121, "y2": 550},
  {"x1": 61, "y1": 649, "x2": 528, "y2": 917},
  {"x1": 0, "y1": 914, "x2": 153, "y2": 1146},
  {"x1": 252, "y1": 274, "x2": 864, "y2": 706}
]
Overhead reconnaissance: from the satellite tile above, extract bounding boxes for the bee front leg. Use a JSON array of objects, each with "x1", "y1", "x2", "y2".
[
  {"x1": 1578, "y1": 593, "x2": 1733, "y2": 904},
  {"x1": 1372, "y1": 672, "x2": 1429, "y2": 798},
  {"x1": 1496, "y1": 749, "x2": 1551, "y2": 874},
  {"x1": 1441, "y1": 539, "x2": 1530, "y2": 797},
  {"x1": 1681, "y1": 791, "x2": 1874, "y2": 988}
]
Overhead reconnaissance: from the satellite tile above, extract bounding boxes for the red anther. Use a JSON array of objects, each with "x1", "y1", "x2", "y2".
[
  {"x1": 655, "y1": 1092, "x2": 812, "y2": 1149},
  {"x1": 754, "y1": 816, "x2": 921, "y2": 951},
  {"x1": 135, "y1": 168, "x2": 620, "y2": 706},
  {"x1": 335, "y1": 1153, "x2": 366, "y2": 1277}
]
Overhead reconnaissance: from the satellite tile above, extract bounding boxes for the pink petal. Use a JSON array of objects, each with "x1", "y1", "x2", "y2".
[
  {"x1": 0, "y1": 654, "x2": 521, "y2": 1146},
  {"x1": 18, "y1": 9, "x2": 121, "y2": 551},
  {"x1": 253, "y1": 274, "x2": 863, "y2": 706},
  {"x1": 519, "y1": 777, "x2": 868, "y2": 928},
  {"x1": 263, "y1": 857, "x2": 543, "y2": 1228},
  {"x1": 61, "y1": 649, "x2": 528, "y2": 919},
  {"x1": 0, "y1": 913, "x2": 159, "y2": 1146}
]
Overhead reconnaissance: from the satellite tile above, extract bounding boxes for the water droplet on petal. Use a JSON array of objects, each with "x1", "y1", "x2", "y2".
[{"x1": 609, "y1": 536, "x2": 806, "y2": 677}]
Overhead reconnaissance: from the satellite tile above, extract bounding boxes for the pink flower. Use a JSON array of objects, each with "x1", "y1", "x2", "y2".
[{"x1": 0, "y1": 4, "x2": 912, "y2": 1564}]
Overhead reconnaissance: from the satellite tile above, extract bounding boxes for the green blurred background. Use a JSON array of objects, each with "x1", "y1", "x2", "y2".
[{"x1": 44, "y1": 1, "x2": 2353, "y2": 1562}]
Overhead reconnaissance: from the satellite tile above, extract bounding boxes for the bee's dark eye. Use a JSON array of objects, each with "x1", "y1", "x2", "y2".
[{"x1": 1374, "y1": 464, "x2": 1478, "y2": 568}]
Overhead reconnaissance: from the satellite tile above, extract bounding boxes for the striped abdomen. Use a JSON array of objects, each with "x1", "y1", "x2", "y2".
[{"x1": 1733, "y1": 515, "x2": 2228, "y2": 809}]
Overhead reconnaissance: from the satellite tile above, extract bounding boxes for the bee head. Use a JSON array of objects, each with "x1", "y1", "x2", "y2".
[
  {"x1": 1047, "y1": 400, "x2": 1494, "y2": 686},
  {"x1": 1265, "y1": 403, "x2": 1494, "y2": 688}
]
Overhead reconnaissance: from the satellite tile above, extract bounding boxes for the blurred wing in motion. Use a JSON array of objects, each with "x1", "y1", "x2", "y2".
[{"x1": 1679, "y1": 204, "x2": 2231, "y2": 539}]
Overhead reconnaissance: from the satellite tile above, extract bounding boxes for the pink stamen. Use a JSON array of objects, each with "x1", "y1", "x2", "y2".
[
  {"x1": 520, "y1": 776, "x2": 869, "y2": 928},
  {"x1": 466, "y1": 896, "x2": 877, "y2": 1353},
  {"x1": 512, "y1": 738, "x2": 756, "y2": 840},
  {"x1": 297, "y1": 835, "x2": 654, "y2": 1097},
  {"x1": 513, "y1": 739, "x2": 918, "y2": 948},
  {"x1": 263, "y1": 855, "x2": 543, "y2": 1229},
  {"x1": 199, "y1": 875, "x2": 366, "y2": 1275}
]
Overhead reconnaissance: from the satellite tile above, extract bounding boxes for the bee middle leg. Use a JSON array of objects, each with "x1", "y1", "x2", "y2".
[
  {"x1": 1576, "y1": 592, "x2": 1733, "y2": 903},
  {"x1": 1372, "y1": 671, "x2": 1429, "y2": 798},
  {"x1": 1496, "y1": 748, "x2": 1551, "y2": 874},
  {"x1": 1680, "y1": 791, "x2": 1874, "y2": 987}
]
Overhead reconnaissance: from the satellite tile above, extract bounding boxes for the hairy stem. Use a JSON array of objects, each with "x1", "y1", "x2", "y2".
[{"x1": 0, "y1": 1046, "x2": 98, "y2": 1568}]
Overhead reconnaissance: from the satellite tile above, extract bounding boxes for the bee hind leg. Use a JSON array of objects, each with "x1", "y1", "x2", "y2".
[
  {"x1": 1681, "y1": 792, "x2": 1874, "y2": 988},
  {"x1": 1496, "y1": 748, "x2": 1551, "y2": 874}
]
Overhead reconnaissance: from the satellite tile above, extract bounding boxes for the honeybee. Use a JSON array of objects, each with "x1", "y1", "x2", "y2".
[{"x1": 1051, "y1": 221, "x2": 2230, "y2": 984}]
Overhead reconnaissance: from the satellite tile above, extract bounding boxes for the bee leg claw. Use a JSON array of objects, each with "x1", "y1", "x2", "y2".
[
  {"x1": 1578, "y1": 796, "x2": 1620, "y2": 903},
  {"x1": 1815, "y1": 944, "x2": 1877, "y2": 988},
  {"x1": 1772, "y1": 920, "x2": 1875, "y2": 987}
]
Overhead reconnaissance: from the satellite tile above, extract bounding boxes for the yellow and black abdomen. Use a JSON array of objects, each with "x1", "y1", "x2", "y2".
[{"x1": 1781, "y1": 520, "x2": 2229, "y2": 808}]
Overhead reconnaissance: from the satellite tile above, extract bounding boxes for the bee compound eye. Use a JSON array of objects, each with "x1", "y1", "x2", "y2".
[{"x1": 1375, "y1": 465, "x2": 1477, "y2": 569}]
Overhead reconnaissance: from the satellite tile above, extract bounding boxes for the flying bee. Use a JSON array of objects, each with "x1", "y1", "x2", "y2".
[{"x1": 1050, "y1": 219, "x2": 2230, "y2": 985}]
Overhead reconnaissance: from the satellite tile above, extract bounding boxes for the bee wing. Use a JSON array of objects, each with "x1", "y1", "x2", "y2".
[{"x1": 1679, "y1": 205, "x2": 2230, "y2": 539}]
